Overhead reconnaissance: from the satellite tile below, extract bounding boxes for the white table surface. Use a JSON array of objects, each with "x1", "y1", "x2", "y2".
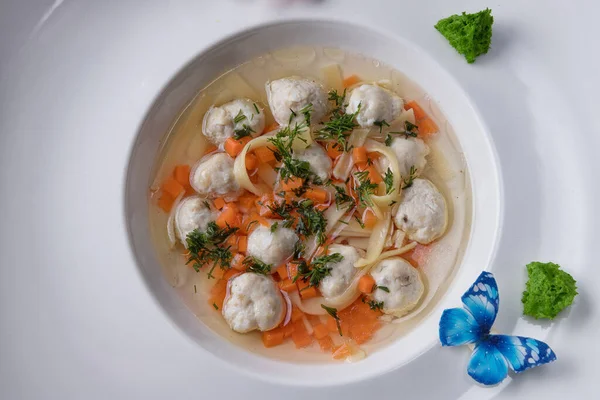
[{"x1": 0, "y1": 0, "x2": 598, "y2": 399}]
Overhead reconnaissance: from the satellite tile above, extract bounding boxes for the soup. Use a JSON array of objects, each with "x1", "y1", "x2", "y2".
[{"x1": 148, "y1": 47, "x2": 471, "y2": 363}]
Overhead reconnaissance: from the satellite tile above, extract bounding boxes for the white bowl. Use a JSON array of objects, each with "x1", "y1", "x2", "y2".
[{"x1": 125, "y1": 19, "x2": 502, "y2": 386}]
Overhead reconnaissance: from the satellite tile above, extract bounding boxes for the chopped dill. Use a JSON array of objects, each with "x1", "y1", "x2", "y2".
[
  {"x1": 243, "y1": 256, "x2": 272, "y2": 275},
  {"x1": 321, "y1": 304, "x2": 342, "y2": 336},
  {"x1": 383, "y1": 168, "x2": 394, "y2": 195},
  {"x1": 233, "y1": 109, "x2": 246, "y2": 124},
  {"x1": 300, "y1": 103, "x2": 313, "y2": 125},
  {"x1": 185, "y1": 222, "x2": 238, "y2": 278},
  {"x1": 374, "y1": 119, "x2": 390, "y2": 133},
  {"x1": 213, "y1": 303, "x2": 219, "y2": 310},
  {"x1": 367, "y1": 299, "x2": 384, "y2": 311},
  {"x1": 316, "y1": 103, "x2": 360, "y2": 152},
  {"x1": 354, "y1": 171, "x2": 378, "y2": 207},
  {"x1": 270, "y1": 221, "x2": 279, "y2": 233},
  {"x1": 294, "y1": 253, "x2": 342, "y2": 288},
  {"x1": 354, "y1": 215, "x2": 365, "y2": 229},
  {"x1": 402, "y1": 165, "x2": 417, "y2": 189},
  {"x1": 233, "y1": 124, "x2": 255, "y2": 140},
  {"x1": 253, "y1": 103, "x2": 260, "y2": 114}
]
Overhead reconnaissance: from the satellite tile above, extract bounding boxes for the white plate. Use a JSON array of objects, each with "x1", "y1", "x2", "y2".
[{"x1": 0, "y1": 0, "x2": 598, "y2": 399}]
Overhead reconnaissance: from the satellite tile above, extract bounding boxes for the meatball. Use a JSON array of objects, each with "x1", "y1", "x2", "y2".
[
  {"x1": 388, "y1": 136, "x2": 429, "y2": 179},
  {"x1": 247, "y1": 225, "x2": 299, "y2": 271},
  {"x1": 190, "y1": 152, "x2": 241, "y2": 199},
  {"x1": 202, "y1": 98, "x2": 265, "y2": 146},
  {"x1": 266, "y1": 77, "x2": 328, "y2": 126},
  {"x1": 292, "y1": 143, "x2": 332, "y2": 183},
  {"x1": 345, "y1": 84, "x2": 403, "y2": 128},
  {"x1": 394, "y1": 178, "x2": 447, "y2": 244},
  {"x1": 222, "y1": 273, "x2": 285, "y2": 333},
  {"x1": 370, "y1": 257, "x2": 424, "y2": 317},
  {"x1": 174, "y1": 196, "x2": 215, "y2": 246},
  {"x1": 319, "y1": 244, "x2": 360, "y2": 298}
]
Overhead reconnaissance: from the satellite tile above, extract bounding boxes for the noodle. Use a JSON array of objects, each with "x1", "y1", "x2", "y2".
[
  {"x1": 233, "y1": 135, "x2": 274, "y2": 195},
  {"x1": 354, "y1": 211, "x2": 392, "y2": 268}
]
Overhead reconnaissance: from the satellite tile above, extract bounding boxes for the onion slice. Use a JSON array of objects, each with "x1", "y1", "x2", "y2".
[
  {"x1": 166, "y1": 191, "x2": 185, "y2": 249},
  {"x1": 280, "y1": 290, "x2": 293, "y2": 327},
  {"x1": 233, "y1": 135, "x2": 274, "y2": 195},
  {"x1": 354, "y1": 212, "x2": 391, "y2": 268}
]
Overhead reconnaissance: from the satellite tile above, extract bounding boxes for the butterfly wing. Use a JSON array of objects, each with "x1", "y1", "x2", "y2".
[
  {"x1": 439, "y1": 307, "x2": 483, "y2": 346},
  {"x1": 490, "y1": 334, "x2": 557, "y2": 373},
  {"x1": 467, "y1": 339, "x2": 509, "y2": 385},
  {"x1": 461, "y1": 271, "x2": 499, "y2": 334}
]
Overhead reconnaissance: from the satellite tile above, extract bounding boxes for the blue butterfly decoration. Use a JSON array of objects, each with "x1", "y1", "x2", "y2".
[{"x1": 439, "y1": 271, "x2": 557, "y2": 385}]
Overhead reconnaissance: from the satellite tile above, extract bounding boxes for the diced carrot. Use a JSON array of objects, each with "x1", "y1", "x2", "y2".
[
  {"x1": 305, "y1": 188, "x2": 328, "y2": 204},
  {"x1": 157, "y1": 193, "x2": 175, "y2": 212},
  {"x1": 161, "y1": 178, "x2": 185, "y2": 199},
  {"x1": 237, "y1": 194, "x2": 257, "y2": 211},
  {"x1": 355, "y1": 161, "x2": 368, "y2": 171},
  {"x1": 298, "y1": 281, "x2": 318, "y2": 300},
  {"x1": 317, "y1": 335, "x2": 333, "y2": 351},
  {"x1": 283, "y1": 323, "x2": 294, "y2": 338},
  {"x1": 231, "y1": 253, "x2": 246, "y2": 271},
  {"x1": 208, "y1": 279, "x2": 228, "y2": 310},
  {"x1": 349, "y1": 323, "x2": 379, "y2": 344},
  {"x1": 365, "y1": 166, "x2": 382, "y2": 184},
  {"x1": 276, "y1": 265, "x2": 289, "y2": 280},
  {"x1": 184, "y1": 186, "x2": 196, "y2": 196},
  {"x1": 262, "y1": 328, "x2": 285, "y2": 348},
  {"x1": 342, "y1": 74, "x2": 361, "y2": 88},
  {"x1": 263, "y1": 122, "x2": 280, "y2": 134},
  {"x1": 254, "y1": 146, "x2": 276, "y2": 163},
  {"x1": 245, "y1": 153, "x2": 258, "y2": 170},
  {"x1": 216, "y1": 205, "x2": 241, "y2": 229},
  {"x1": 404, "y1": 101, "x2": 427, "y2": 120},
  {"x1": 313, "y1": 324, "x2": 330, "y2": 340},
  {"x1": 291, "y1": 321, "x2": 313, "y2": 348},
  {"x1": 291, "y1": 305, "x2": 304, "y2": 322},
  {"x1": 281, "y1": 177, "x2": 303, "y2": 191},
  {"x1": 358, "y1": 274, "x2": 376, "y2": 294},
  {"x1": 325, "y1": 142, "x2": 344, "y2": 160},
  {"x1": 418, "y1": 117, "x2": 439, "y2": 136},
  {"x1": 326, "y1": 316, "x2": 339, "y2": 333},
  {"x1": 173, "y1": 165, "x2": 191, "y2": 187},
  {"x1": 279, "y1": 279, "x2": 297, "y2": 292},
  {"x1": 367, "y1": 152, "x2": 381, "y2": 161},
  {"x1": 224, "y1": 136, "x2": 251, "y2": 157},
  {"x1": 306, "y1": 314, "x2": 322, "y2": 326},
  {"x1": 226, "y1": 235, "x2": 238, "y2": 250},
  {"x1": 287, "y1": 262, "x2": 300, "y2": 281},
  {"x1": 352, "y1": 146, "x2": 368, "y2": 165},
  {"x1": 214, "y1": 197, "x2": 226, "y2": 210},
  {"x1": 237, "y1": 236, "x2": 248, "y2": 253},
  {"x1": 203, "y1": 144, "x2": 218, "y2": 155},
  {"x1": 223, "y1": 268, "x2": 239, "y2": 281},
  {"x1": 362, "y1": 209, "x2": 378, "y2": 229},
  {"x1": 332, "y1": 343, "x2": 352, "y2": 359}
]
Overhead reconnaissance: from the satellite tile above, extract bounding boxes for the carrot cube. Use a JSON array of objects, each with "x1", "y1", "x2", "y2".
[
  {"x1": 262, "y1": 328, "x2": 285, "y2": 348},
  {"x1": 161, "y1": 178, "x2": 184, "y2": 199},
  {"x1": 313, "y1": 324, "x2": 330, "y2": 340}
]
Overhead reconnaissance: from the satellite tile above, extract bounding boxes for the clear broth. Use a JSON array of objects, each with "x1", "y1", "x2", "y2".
[{"x1": 148, "y1": 46, "x2": 472, "y2": 363}]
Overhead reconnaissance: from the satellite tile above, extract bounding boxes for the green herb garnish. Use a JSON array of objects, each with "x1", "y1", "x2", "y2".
[
  {"x1": 522, "y1": 262, "x2": 577, "y2": 319},
  {"x1": 213, "y1": 303, "x2": 219, "y2": 310},
  {"x1": 376, "y1": 285, "x2": 390, "y2": 293},
  {"x1": 435, "y1": 8, "x2": 494, "y2": 64},
  {"x1": 383, "y1": 168, "x2": 394, "y2": 195},
  {"x1": 295, "y1": 199, "x2": 327, "y2": 245},
  {"x1": 243, "y1": 256, "x2": 272, "y2": 275},
  {"x1": 354, "y1": 171, "x2": 378, "y2": 207},
  {"x1": 367, "y1": 300, "x2": 384, "y2": 311},
  {"x1": 374, "y1": 119, "x2": 390, "y2": 133},
  {"x1": 253, "y1": 103, "x2": 260, "y2": 114},
  {"x1": 354, "y1": 215, "x2": 365, "y2": 229},
  {"x1": 321, "y1": 304, "x2": 342, "y2": 336},
  {"x1": 332, "y1": 184, "x2": 354, "y2": 210},
  {"x1": 294, "y1": 253, "x2": 343, "y2": 288},
  {"x1": 402, "y1": 166, "x2": 417, "y2": 189},
  {"x1": 300, "y1": 103, "x2": 313, "y2": 125},
  {"x1": 316, "y1": 103, "x2": 360, "y2": 152},
  {"x1": 270, "y1": 221, "x2": 279, "y2": 233},
  {"x1": 233, "y1": 124, "x2": 255, "y2": 140},
  {"x1": 233, "y1": 109, "x2": 246, "y2": 124},
  {"x1": 268, "y1": 124, "x2": 319, "y2": 183},
  {"x1": 185, "y1": 222, "x2": 238, "y2": 278}
]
